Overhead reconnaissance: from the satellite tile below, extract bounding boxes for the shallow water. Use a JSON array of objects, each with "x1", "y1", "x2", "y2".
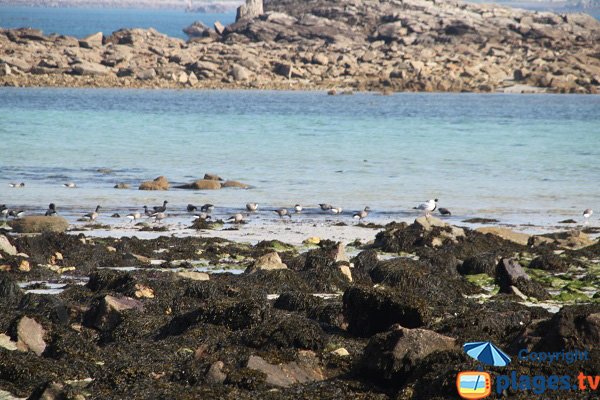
[{"x1": 1, "y1": 88, "x2": 599, "y2": 227}]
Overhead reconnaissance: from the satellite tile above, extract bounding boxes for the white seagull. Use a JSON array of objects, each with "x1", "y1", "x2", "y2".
[{"x1": 414, "y1": 198, "x2": 438, "y2": 216}]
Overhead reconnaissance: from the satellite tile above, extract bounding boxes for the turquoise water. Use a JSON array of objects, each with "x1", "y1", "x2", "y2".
[
  {"x1": 1, "y1": 88, "x2": 599, "y2": 225},
  {"x1": 0, "y1": 6, "x2": 235, "y2": 38}
]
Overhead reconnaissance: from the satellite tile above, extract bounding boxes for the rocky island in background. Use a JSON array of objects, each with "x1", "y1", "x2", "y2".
[{"x1": 1, "y1": 0, "x2": 600, "y2": 93}]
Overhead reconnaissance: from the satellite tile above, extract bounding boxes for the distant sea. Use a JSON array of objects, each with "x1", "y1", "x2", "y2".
[
  {"x1": 0, "y1": 6, "x2": 236, "y2": 38},
  {"x1": 1, "y1": 88, "x2": 599, "y2": 227}
]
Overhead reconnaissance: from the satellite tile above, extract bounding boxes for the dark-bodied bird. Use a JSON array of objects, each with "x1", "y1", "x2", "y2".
[
  {"x1": 201, "y1": 204, "x2": 214, "y2": 213},
  {"x1": 438, "y1": 207, "x2": 452, "y2": 216},
  {"x1": 143, "y1": 205, "x2": 153, "y2": 217},
  {"x1": 83, "y1": 205, "x2": 101, "y2": 221},
  {"x1": 319, "y1": 203, "x2": 332, "y2": 211},
  {"x1": 227, "y1": 213, "x2": 244, "y2": 224},
  {"x1": 246, "y1": 203, "x2": 259, "y2": 212},
  {"x1": 187, "y1": 204, "x2": 198, "y2": 212},
  {"x1": 45, "y1": 203, "x2": 57, "y2": 216},
  {"x1": 193, "y1": 212, "x2": 211, "y2": 221},
  {"x1": 274, "y1": 208, "x2": 291, "y2": 219},
  {"x1": 153, "y1": 200, "x2": 168, "y2": 213},
  {"x1": 353, "y1": 206, "x2": 370, "y2": 221},
  {"x1": 8, "y1": 210, "x2": 24, "y2": 218},
  {"x1": 414, "y1": 198, "x2": 438, "y2": 216}
]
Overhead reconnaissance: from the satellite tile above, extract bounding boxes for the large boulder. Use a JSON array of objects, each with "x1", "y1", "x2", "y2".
[
  {"x1": 79, "y1": 32, "x2": 103, "y2": 48},
  {"x1": 246, "y1": 353, "x2": 324, "y2": 388},
  {"x1": 176, "y1": 179, "x2": 222, "y2": 190},
  {"x1": 535, "y1": 305, "x2": 600, "y2": 350},
  {"x1": 361, "y1": 326, "x2": 456, "y2": 382},
  {"x1": 138, "y1": 176, "x2": 169, "y2": 190},
  {"x1": 10, "y1": 216, "x2": 69, "y2": 233},
  {"x1": 246, "y1": 252, "x2": 288, "y2": 273},
  {"x1": 496, "y1": 258, "x2": 550, "y2": 300},
  {"x1": 236, "y1": 0, "x2": 264, "y2": 22},
  {"x1": 476, "y1": 227, "x2": 531, "y2": 246},
  {"x1": 71, "y1": 61, "x2": 111, "y2": 76},
  {"x1": 222, "y1": 180, "x2": 251, "y2": 189},
  {"x1": 0, "y1": 235, "x2": 17, "y2": 256}
]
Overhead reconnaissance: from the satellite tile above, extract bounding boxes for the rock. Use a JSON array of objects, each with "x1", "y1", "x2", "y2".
[
  {"x1": 188, "y1": 72, "x2": 198, "y2": 86},
  {"x1": 204, "y1": 173, "x2": 223, "y2": 181},
  {"x1": 214, "y1": 21, "x2": 225, "y2": 35},
  {"x1": 79, "y1": 32, "x2": 103, "y2": 48},
  {"x1": 338, "y1": 265, "x2": 352, "y2": 282},
  {"x1": 136, "y1": 68, "x2": 156, "y2": 80},
  {"x1": 0, "y1": 235, "x2": 17, "y2": 256},
  {"x1": 84, "y1": 295, "x2": 144, "y2": 331},
  {"x1": 274, "y1": 62, "x2": 293, "y2": 79},
  {"x1": 0, "y1": 333, "x2": 17, "y2": 351},
  {"x1": 177, "y1": 271, "x2": 210, "y2": 281},
  {"x1": 183, "y1": 21, "x2": 210, "y2": 38},
  {"x1": 476, "y1": 227, "x2": 530, "y2": 246},
  {"x1": 113, "y1": 183, "x2": 130, "y2": 189},
  {"x1": 536, "y1": 305, "x2": 600, "y2": 350},
  {"x1": 246, "y1": 354, "x2": 324, "y2": 388},
  {"x1": 16, "y1": 316, "x2": 47, "y2": 356},
  {"x1": 133, "y1": 284, "x2": 155, "y2": 298},
  {"x1": 206, "y1": 361, "x2": 227, "y2": 384},
  {"x1": 247, "y1": 252, "x2": 288, "y2": 273},
  {"x1": 458, "y1": 253, "x2": 500, "y2": 276},
  {"x1": 0, "y1": 275, "x2": 23, "y2": 305},
  {"x1": 0, "y1": 56, "x2": 31, "y2": 72},
  {"x1": 177, "y1": 179, "x2": 222, "y2": 190},
  {"x1": 236, "y1": 0, "x2": 264, "y2": 22},
  {"x1": 415, "y1": 216, "x2": 465, "y2": 242},
  {"x1": 18, "y1": 260, "x2": 30, "y2": 272},
  {"x1": 343, "y1": 286, "x2": 430, "y2": 336},
  {"x1": 138, "y1": 176, "x2": 169, "y2": 190},
  {"x1": 361, "y1": 326, "x2": 456, "y2": 381},
  {"x1": 71, "y1": 61, "x2": 111, "y2": 76},
  {"x1": 222, "y1": 180, "x2": 251, "y2": 189},
  {"x1": 177, "y1": 72, "x2": 188, "y2": 84},
  {"x1": 10, "y1": 216, "x2": 69, "y2": 233},
  {"x1": 496, "y1": 258, "x2": 550, "y2": 300},
  {"x1": 331, "y1": 348, "x2": 349, "y2": 357},
  {"x1": 303, "y1": 237, "x2": 320, "y2": 245},
  {"x1": 0, "y1": 63, "x2": 11, "y2": 76},
  {"x1": 231, "y1": 64, "x2": 251, "y2": 81},
  {"x1": 529, "y1": 254, "x2": 569, "y2": 272},
  {"x1": 312, "y1": 54, "x2": 329, "y2": 65},
  {"x1": 533, "y1": 230, "x2": 596, "y2": 250}
]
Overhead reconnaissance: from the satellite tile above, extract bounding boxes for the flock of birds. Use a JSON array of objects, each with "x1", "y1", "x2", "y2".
[{"x1": 3, "y1": 181, "x2": 596, "y2": 226}]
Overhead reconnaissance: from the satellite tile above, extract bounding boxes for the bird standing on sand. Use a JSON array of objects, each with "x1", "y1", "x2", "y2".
[
  {"x1": 152, "y1": 212, "x2": 166, "y2": 223},
  {"x1": 83, "y1": 205, "x2": 101, "y2": 221},
  {"x1": 330, "y1": 207, "x2": 343, "y2": 215},
  {"x1": 8, "y1": 210, "x2": 24, "y2": 218},
  {"x1": 9, "y1": 183, "x2": 25, "y2": 188},
  {"x1": 583, "y1": 208, "x2": 593, "y2": 225},
  {"x1": 353, "y1": 206, "x2": 370, "y2": 221},
  {"x1": 45, "y1": 203, "x2": 57, "y2": 216},
  {"x1": 294, "y1": 204, "x2": 303, "y2": 213},
  {"x1": 319, "y1": 203, "x2": 332, "y2": 211},
  {"x1": 143, "y1": 206, "x2": 153, "y2": 217},
  {"x1": 246, "y1": 203, "x2": 259, "y2": 212},
  {"x1": 414, "y1": 199, "x2": 438, "y2": 217},
  {"x1": 153, "y1": 200, "x2": 168, "y2": 213},
  {"x1": 227, "y1": 213, "x2": 244, "y2": 224},
  {"x1": 63, "y1": 182, "x2": 77, "y2": 188},
  {"x1": 126, "y1": 212, "x2": 141, "y2": 223},
  {"x1": 201, "y1": 204, "x2": 214, "y2": 213},
  {"x1": 274, "y1": 208, "x2": 291, "y2": 219},
  {"x1": 438, "y1": 207, "x2": 452, "y2": 216},
  {"x1": 187, "y1": 204, "x2": 198, "y2": 212}
]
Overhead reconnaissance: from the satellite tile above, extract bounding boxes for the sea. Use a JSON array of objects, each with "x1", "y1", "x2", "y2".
[
  {"x1": 1, "y1": 88, "x2": 599, "y2": 228},
  {"x1": 0, "y1": 6, "x2": 236, "y2": 39}
]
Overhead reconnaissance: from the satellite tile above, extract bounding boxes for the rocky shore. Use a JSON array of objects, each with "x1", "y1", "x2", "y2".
[
  {"x1": 0, "y1": 216, "x2": 598, "y2": 399},
  {"x1": 1, "y1": 0, "x2": 600, "y2": 93}
]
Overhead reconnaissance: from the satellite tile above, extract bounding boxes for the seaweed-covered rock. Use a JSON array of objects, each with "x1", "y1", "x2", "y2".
[
  {"x1": 83, "y1": 295, "x2": 144, "y2": 332},
  {"x1": 245, "y1": 353, "x2": 324, "y2": 388},
  {"x1": 529, "y1": 253, "x2": 569, "y2": 272},
  {"x1": 273, "y1": 291, "x2": 322, "y2": 312},
  {"x1": 343, "y1": 286, "x2": 430, "y2": 336},
  {"x1": 361, "y1": 326, "x2": 456, "y2": 383},
  {"x1": 535, "y1": 304, "x2": 600, "y2": 350},
  {"x1": 496, "y1": 258, "x2": 550, "y2": 300},
  {"x1": 87, "y1": 269, "x2": 135, "y2": 293},
  {"x1": 458, "y1": 253, "x2": 500, "y2": 276},
  {"x1": 242, "y1": 312, "x2": 325, "y2": 351},
  {"x1": 0, "y1": 274, "x2": 23, "y2": 305}
]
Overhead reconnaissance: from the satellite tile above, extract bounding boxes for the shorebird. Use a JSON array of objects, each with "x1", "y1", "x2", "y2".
[
  {"x1": 583, "y1": 208, "x2": 593, "y2": 225},
  {"x1": 63, "y1": 182, "x2": 77, "y2": 188},
  {"x1": 0, "y1": 205, "x2": 8, "y2": 219},
  {"x1": 200, "y1": 204, "x2": 214, "y2": 213},
  {"x1": 9, "y1": 183, "x2": 25, "y2": 188},
  {"x1": 330, "y1": 207, "x2": 343, "y2": 215},
  {"x1": 187, "y1": 204, "x2": 198, "y2": 212},
  {"x1": 152, "y1": 211, "x2": 166, "y2": 223},
  {"x1": 126, "y1": 212, "x2": 141, "y2": 223},
  {"x1": 192, "y1": 212, "x2": 211, "y2": 221},
  {"x1": 319, "y1": 203, "x2": 333, "y2": 211},
  {"x1": 414, "y1": 198, "x2": 438, "y2": 217},
  {"x1": 294, "y1": 204, "x2": 303, "y2": 213},
  {"x1": 246, "y1": 202, "x2": 259, "y2": 212},
  {"x1": 153, "y1": 200, "x2": 168, "y2": 213},
  {"x1": 353, "y1": 206, "x2": 370, "y2": 221},
  {"x1": 8, "y1": 210, "x2": 24, "y2": 219},
  {"x1": 45, "y1": 203, "x2": 57, "y2": 216},
  {"x1": 227, "y1": 213, "x2": 244, "y2": 224},
  {"x1": 439, "y1": 207, "x2": 452, "y2": 216},
  {"x1": 274, "y1": 208, "x2": 291, "y2": 219},
  {"x1": 83, "y1": 205, "x2": 101, "y2": 221}
]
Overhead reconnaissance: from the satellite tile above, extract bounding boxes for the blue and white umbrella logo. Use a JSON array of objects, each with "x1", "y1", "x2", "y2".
[{"x1": 463, "y1": 341, "x2": 511, "y2": 367}]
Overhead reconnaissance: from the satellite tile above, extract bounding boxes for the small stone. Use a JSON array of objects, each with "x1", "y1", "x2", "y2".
[
  {"x1": 214, "y1": 21, "x2": 225, "y2": 35},
  {"x1": 134, "y1": 284, "x2": 155, "y2": 299},
  {"x1": 304, "y1": 237, "x2": 320, "y2": 245},
  {"x1": 206, "y1": 361, "x2": 227, "y2": 384},
  {"x1": 106, "y1": 246, "x2": 117, "y2": 252},
  {"x1": 339, "y1": 265, "x2": 352, "y2": 282},
  {"x1": 0, "y1": 333, "x2": 17, "y2": 351},
  {"x1": 331, "y1": 347, "x2": 350, "y2": 357},
  {"x1": 247, "y1": 252, "x2": 287, "y2": 273},
  {"x1": 188, "y1": 72, "x2": 198, "y2": 86},
  {"x1": 177, "y1": 271, "x2": 210, "y2": 281},
  {"x1": 18, "y1": 260, "x2": 30, "y2": 272}
]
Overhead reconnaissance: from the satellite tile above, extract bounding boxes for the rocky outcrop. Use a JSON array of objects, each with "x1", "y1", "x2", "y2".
[
  {"x1": 9, "y1": 216, "x2": 69, "y2": 233},
  {"x1": 138, "y1": 175, "x2": 169, "y2": 190},
  {"x1": 1, "y1": 0, "x2": 599, "y2": 93}
]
